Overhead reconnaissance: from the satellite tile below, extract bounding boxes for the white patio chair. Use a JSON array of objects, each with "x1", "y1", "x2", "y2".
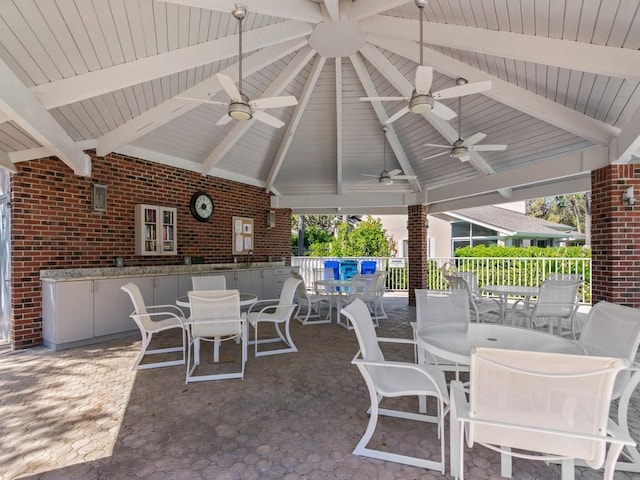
[
  {"x1": 291, "y1": 271, "x2": 331, "y2": 325},
  {"x1": 577, "y1": 301, "x2": 640, "y2": 472},
  {"x1": 342, "y1": 298, "x2": 449, "y2": 473},
  {"x1": 509, "y1": 278, "x2": 581, "y2": 336},
  {"x1": 191, "y1": 275, "x2": 226, "y2": 290},
  {"x1": 121, "y1": 282, "x2": 186, "y2": 370},
  {"x1": 185, "y1": 289, "x2": 246, "y2": 383},
  {"x1": 412, "y1": 289, "x2": 471, "y2": 376},
  {"x1": 445, "y1": 274, "x2": 501, "y2": 323},
  {"x1": 247, "y1": 276, "x2": 302, "y2": 357},
  {"x1": 450, "y1": 347, "x2": 633, "y2": 480},
  {"x1": 346, "y1": 273, "x2": 380, "y2": 327}
]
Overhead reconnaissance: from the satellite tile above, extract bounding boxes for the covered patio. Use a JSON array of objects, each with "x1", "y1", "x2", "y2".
[{"x1": 2, "y1": 295, "x2": 639, "y2": 480}]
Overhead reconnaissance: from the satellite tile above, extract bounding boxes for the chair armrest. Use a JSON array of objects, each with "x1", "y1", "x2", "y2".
[
  {"x1": 450, "y1": 380, "x2": 471, "y2": 421},
  {"x1": 250, "y1": 303, "x2": 298, "y2": 317},
  {"x1": 247, "y1": 299, "x2": 280, "y2": 313},
  {"x1": 132, "y1": 310, "x2": 186, "y2": 324},
  {"x1": 377, "y1": 336, "x2": 416, "y2": 346},
  {"x1": 146, "y1": 304, "x2": 186, "y2": 316},
  {"x1": 607, "y1": 418, "x2": 637, "y2": 447}
]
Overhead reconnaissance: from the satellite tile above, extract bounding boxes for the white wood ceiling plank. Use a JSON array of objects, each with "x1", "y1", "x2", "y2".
[
  {"x1": 28, "y1": 21, "x2": 310, "y2": 110},
  {"x1": 153, "y1": 0, "x2": 169, "y2": 54},
  {"x1": 519, "y1": 0, "x2": 536, "y2": 35},
  {"x1": 534, "y1": 0, "x2": 550, "y2": 37},
  {"x1": 478, "y1": 0, "x2": 496, "y2": 30},
  {"x1": 576, "y1": 0, "x2": 601, "y2": 43},
  {"x1": 594, "y1": 78, "x2": 623, "y2": 122},
  {"x1": 110, "y1": 0, "x2": 137, "y2": 62},
  {"x1": 591, "y1": 1, "x2": 619, "y2": 46},
  {"x1": 609, "y1": 0, "x2": 640, "y2": 47},
  {"x1": 335, "y1": 57, "x2": 343, "y2": 194},
  {"x1": 362, "y1": 16, "x2": 640, "y2": 79},
  {"x1": 17, "y1": 0, "x2": 75, "y2": 78},
  {"x1": 199, "y1": 45, "x2": 315, "y2": 174},
  {"x1": 492, "y1": 0, "x2": 510, "y2": 29},
  {"x1": 125, "y1": 0, "x2": 149, "y2": 58},
  {"x1": 90, "y1": 96, "x2": 118, "y2": 131},
  {"x1": 139, "y1": 0, "x2": 159, "y2": 56},
  {"x1": 574, "y1": 72, "x2": 597, "y2": 114},
  {"x1": 49, "y1": 108, "x2": 82, "y2": 141},
  {"x1": 68, "y1": 103, "x2": 100, "y2": 139},
  {"x1": 563, "y1": 0, "x2": 582, "y2": 40},
  {"x1": 457, "y1": 0, "x2": 477, "y2": 27},
  {"x1": 0, "y1": 149, "x2": 17, "y2": 173},
  {"x1": 197, "y1": 8, "x2": 212, "y2": 42},
  {"x1": 187, "y1": 4, "x2": 202, "y2": 45},
  {"x1": 177, "y1": 4, "x2": 190, "y2": 48},
  {"x1": 157, "y1": 0, "x2": 323, "y2": 23},
  {"x1": 165, "y1": 2, "x2": 180, "y2": 51},
  {"x1": 443, "y1": 0, "x2": 467, "y2": 25},
  {"x1": 111, "y1": 89, "x2": 134, "y2": 123},
  {"x1": 0, "y1": 16, "x2": 48, "y2": 85},
  {"x1": 554, "y1": 68, "x2": 571, "y2": 105},
  {"x1": 132, "y1": 84, "x2": 149, "y2": 114},
  {"x1": 612, "y1": 103, "x2": 640, "y2": 163},
  {"x1": 623, "y1": 6, "x2": 640, "y2": 49},
  {"x1": 0, "y1": 123, "x2": 38, "y2": 150},
  {"x1": 348, "y1": 0, "x2": 413, "y2": 22},
  {"x1": 505, "y1": 0, "x2": 523, "y2": 33},
  {"x1": 0, "y1": 57, "x2": 89, "y2": 174},
  {"x1": 548, "y1": 1, "x2": 566, "y2": 39},
  {"x1": 426, "y1": 1, "x2": 446, "y2": 24},
  {"x1": 545, "y1": 66, "x2": 559, "y2": 101},
  {"x1": 535, "y1": 64, "x2": 547, "y2": 96},
  {"x1": 323, "y1": 0, "x2": 340, "y2": 21},
  {"x1": 369, "y1": 35, "x2": 620, "y2": 145},
  {"x1": 54, "y1": 0, "x2": 101, "y2": 71},
  {"x1": 92, "y1": 0, "x2": 125, "y2": 65},
  {"x1": 75, "y1": 0, "x2": 113, "y2": 69},
  {"x1": 102, "y1": 93, "x2": 125, "y2": 126},
  {"x1": 585, "y1": 75, "x2": 611, "y2": 118}
]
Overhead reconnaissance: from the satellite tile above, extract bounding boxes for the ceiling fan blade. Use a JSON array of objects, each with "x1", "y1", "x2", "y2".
[
  {"x1": 432, "y1": 80, "x2": 492, "y2": 100},
  {"x1": 463, "y1": 132, "x2": 487, "y2": 147},
  {"x1": 470, "y1": 144, "x2": 508, "y2": 151},
  {"x1": 360, "y1": 174, "x2": 379, "y2": 178},
  {"x1": 430, "y1": 101, "x2": 457, "y2": 121},
  {"x1": 360, "y1": 96, "x2": 409, "y2": 102},
  {"x1": 384, "y1": 106, "x2": 410, "y2": 125},
  {"x1": 216, "y1": 113, "x2": 233, "y2": 126},
  {"x1": 422, "y1": 151, "x2": 449, "y2": 161},
  {"x1": 393, "y1": 175, "x2": 417, "y2": 180},
  {"x1": 423, "y1": 143, "x2": 452, "y2": 148},
  {"x1": 175, "y1": 96, "x2": 228, "y2": 106},
  {"x1": 387, "y1": 169, "x2": 402, "y2": 177},
  {"x1": 216, "y1": 73, "x2": 242, "y2": 101},
  {"x1": 253, "y1": 110, "x2": 285, "y2": 128},
  {"x1": 414, "y1": 66, "x2": 433, "y2": 95},
  {"x1": 251, "y1": 95, "x2": 298, "y2": 109}
]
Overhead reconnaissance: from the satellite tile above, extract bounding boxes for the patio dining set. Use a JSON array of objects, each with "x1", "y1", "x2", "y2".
[{"x1": 120, "y1": 266, "x2": 640, "y2": 480}]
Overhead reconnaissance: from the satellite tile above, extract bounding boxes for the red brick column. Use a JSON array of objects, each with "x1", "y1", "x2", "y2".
[
  {"x1": 407, "y1": 204, "x2": 428, "y2": 306},
  {"x1": 591, "y1": 164, "x2": 640, "y2": 307}
]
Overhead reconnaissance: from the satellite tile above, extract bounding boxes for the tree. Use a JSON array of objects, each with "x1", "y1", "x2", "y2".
[
  {"x1": 526, "y1": 193, "x2": 591, "y2": 245},
  {"x1": 307, "y1": 216, "x2": 396, "y2": 257}
]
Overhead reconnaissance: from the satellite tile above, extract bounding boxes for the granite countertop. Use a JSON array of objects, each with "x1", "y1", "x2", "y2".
[{"x1": 40, "y1": 262, "x2": 290, "y2": 281}]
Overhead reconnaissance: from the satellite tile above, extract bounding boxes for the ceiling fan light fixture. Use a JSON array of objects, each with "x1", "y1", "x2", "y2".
[
  {"x1": 379, "y1": 176, "x2": 393, "y2": 185},
  {"x1": 409, "y1": 92, "x2": 433, "y2": 114},
  {"x1": 450, "y1": 146, "x2": 468, "y2": 159},
  {"x1": 228, "y1": 102, "x2": 252, "y2": 120}
]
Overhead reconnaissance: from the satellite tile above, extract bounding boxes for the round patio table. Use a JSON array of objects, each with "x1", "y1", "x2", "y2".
[
  {"x1": 315, "y1": 278, "x2": 364, "y2": 329},
  {"x1": 480, "y1": 285, "x2": 540, "y2": 323},
  {"x1": 416, "y1": 322, "x2": 586, "y2": 366},
  {"x1": 176, "y1": 292, "x2": 257, "y2": 309}
]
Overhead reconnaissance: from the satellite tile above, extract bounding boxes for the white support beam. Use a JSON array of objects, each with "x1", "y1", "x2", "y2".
[
  {"x1": 428, "y1": 177, "x2": 592, "y2": 214},
  {"x1": 9, "y1": 140, "x2": 97, "y2": 163},
  {"x1": 29, "y1": 22, "x2": 312, "y2": 111},
  {"x1": 201, "y1": 46, "x2": 316, "y2": 174},
  {"x1": 426, "y1": 146, "x2": 608, "y2": 204},
  {"x1": 157, "y1": 0, "x2": 323, "y2": 23},
  {"x1": 0, "y1": 150, "x2": 17, "y2": 173},
  {"x1": 271, "y1": 191, "x2": 427, "y2": 209},
  {"x1": 349, "y1": 0, "x2": 413, "y2": 22},
  {"x1": 611, "y1": 105, "x2": 640, "y2": 164},
  {"x1": 0, "y1": 58, "x2": 90, "y2": 176},
  {"x1": 96, "y1": 38, "x2": 307, "y2": 156},
  {"x1": 367, "y1": 35, "x2": 620, "y2": 145},
  {"x1": 336, "y1": 57, "x2": 343, "y2": 194},
  {"x1": 349, "y1": 52, "x2": 421, "y2": 192},
  {"x1": 323, "y1": 0, "x2": 340, "y2": 21},
  {"x1": 358, "y1": 43, "x2": 501, "y2": 189},
  {"x1": 361, "y1": 16, "x2": 640, "y2": 80},
  {"x1": 266, "y1": 55, "x2": 325, "y2": 193}
]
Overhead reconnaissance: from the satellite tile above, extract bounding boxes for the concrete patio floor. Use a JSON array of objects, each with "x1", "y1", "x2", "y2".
[{"x1": 1, "y1": 294, "x2": 639, "y2": 480}]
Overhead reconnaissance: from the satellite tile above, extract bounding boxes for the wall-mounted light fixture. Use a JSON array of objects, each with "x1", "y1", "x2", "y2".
[
  {"x1": 622, "y1": 186, "x2": 636, "y2": 206},
  {"x1": 91, "y1": 183, "x2": 107, "y2": 212},
  {"x1": 267, "y1": 210, "x2": 276, "y2": 228}
]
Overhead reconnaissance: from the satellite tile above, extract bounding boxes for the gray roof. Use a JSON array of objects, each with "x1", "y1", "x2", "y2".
[{"x1": 440, "y1": 206, "x2": 584, "y2": 239}]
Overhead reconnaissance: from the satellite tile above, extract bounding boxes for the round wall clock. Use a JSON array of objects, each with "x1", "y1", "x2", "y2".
[{"x1": 189, "y1": 191, "x2": 214, "y2": 222}]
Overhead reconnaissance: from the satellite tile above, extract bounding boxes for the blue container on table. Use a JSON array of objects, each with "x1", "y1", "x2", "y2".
[
  {"x1": 360, "y1": 261, "x2": 377, "y2": 275},
  {"x1": 323, "y1": 260, "x2": 340, "y2": 280},
  {"x1": 340, "y1": 260, "x2": 359, "y2": 280}
]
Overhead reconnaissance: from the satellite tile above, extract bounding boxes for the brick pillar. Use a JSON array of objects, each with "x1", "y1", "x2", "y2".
[
  {"x1": 407, "y1": 204, "x2": 428, "y2": 306},
  {"x1": 591, "y1": 164, "x2": 640, "y2": 307}
]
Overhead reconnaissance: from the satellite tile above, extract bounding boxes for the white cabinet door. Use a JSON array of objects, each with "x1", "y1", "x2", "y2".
[
  {"x1": 95, "y1": 277, "x2": 150, "y2": 337},
  {"x1": 260, "y1": 269, "x2": 275, "y2": 299},
  {"x1": 153, "y1": 275, "x2": 179, "y2": 306},
  {"x1": 42, "y1": 280, "x2": 94, "y2": 348}
]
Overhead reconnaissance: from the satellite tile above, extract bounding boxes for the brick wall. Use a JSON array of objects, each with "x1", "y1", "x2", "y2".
[
  {"x1": 407, "y1": 204, "x2": 427, "y2": 306},
  {"x1": 591, "y1": 164, "x2": 640, "y2": 307},
  {"x1": 10, "y1": 151, "x2": 291, "y2": 349}
]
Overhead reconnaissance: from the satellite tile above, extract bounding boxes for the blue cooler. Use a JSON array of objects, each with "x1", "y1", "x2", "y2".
[
  {"x1": 360, "y1": 261, "x2": 377, "y2": 275},
  {"x1": 340, "y1": 260, "x2": 359, "y2": 280}
]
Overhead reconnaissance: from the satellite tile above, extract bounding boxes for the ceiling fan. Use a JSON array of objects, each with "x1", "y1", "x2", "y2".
[
  {"x1": 361, "y1": 127, "x2": 417, "y2": 185},
  {"x1": 359, "y1": 0, "x2": 491, "y2": 125},
  {"x1": 422, "y1": 78, "x2": 508, "y2": 162},
  {"x1": 176, "y1": 6, "x2": 297, "y2": 129}
]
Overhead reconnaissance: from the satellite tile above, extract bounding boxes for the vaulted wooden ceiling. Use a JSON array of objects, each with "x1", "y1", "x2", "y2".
[{"x1": 0, "y1": 0, "x2": 639, "y2": 214}]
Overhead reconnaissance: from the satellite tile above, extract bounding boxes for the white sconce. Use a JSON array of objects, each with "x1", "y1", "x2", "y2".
[
  {"x1": 267, "y1": 210, "x2": 276, "y2": 228},
  {"x1": 622, "y1": 186, "x2": 636, "y2": 206}
]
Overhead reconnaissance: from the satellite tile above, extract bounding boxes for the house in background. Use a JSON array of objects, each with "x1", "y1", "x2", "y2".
[{"x1": 378, "y1": 202, "x2": 585, "y2": 259}]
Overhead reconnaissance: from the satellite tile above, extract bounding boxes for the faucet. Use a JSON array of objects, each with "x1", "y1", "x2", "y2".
[{"x1": 247, "y1": 249, "x2": 254, "y2": 268}]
